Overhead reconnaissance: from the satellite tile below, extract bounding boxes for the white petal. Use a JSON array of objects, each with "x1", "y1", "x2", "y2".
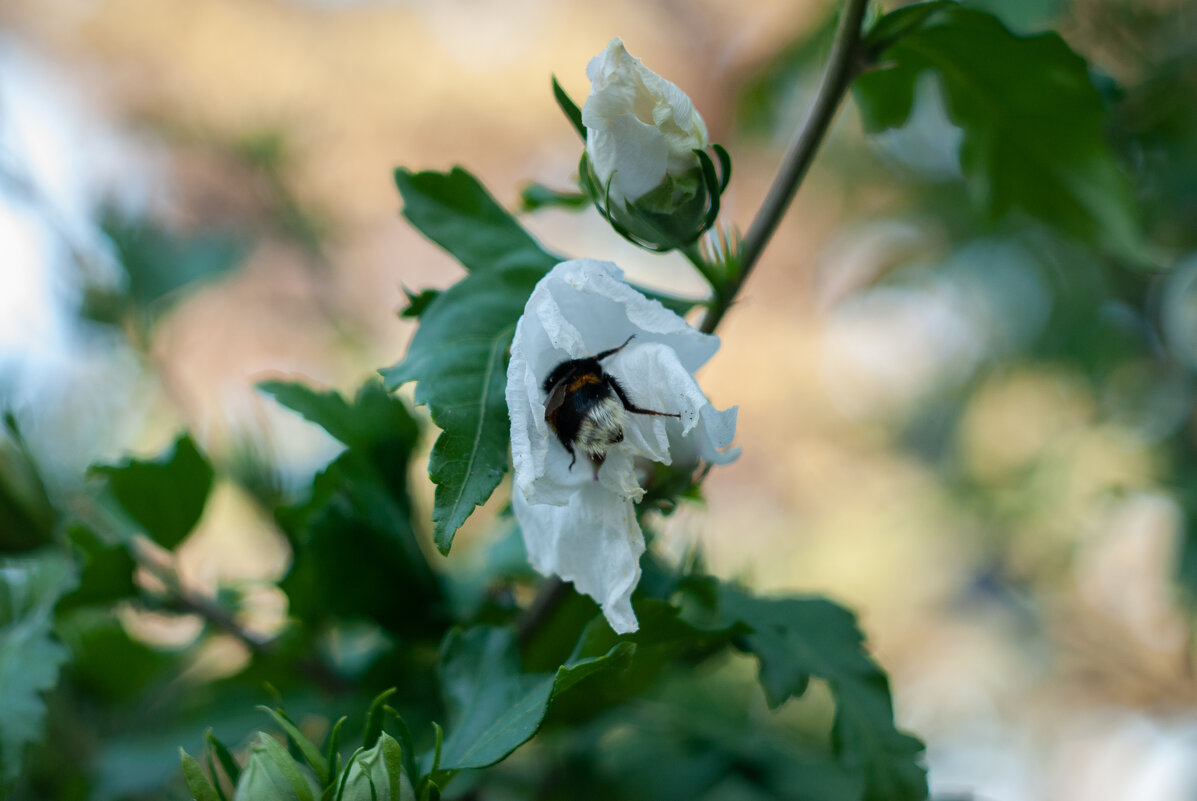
[
  {"x1": 513, "y1": 481, "x2": 644, "y2": 634},
  {"x1": 603, "y1": 342, "x2": 740, "y2": 467},
  {"x1": 541, "y1": 259, "x2": 719, "y2": 371},
  {"x1": 587, "y1": 118, "x2": 668, "y2": 206}
]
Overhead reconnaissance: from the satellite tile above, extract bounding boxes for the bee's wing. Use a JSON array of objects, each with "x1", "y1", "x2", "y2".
[{"x1": 543, "y1": 378, "x2": 569, "y2": 423}]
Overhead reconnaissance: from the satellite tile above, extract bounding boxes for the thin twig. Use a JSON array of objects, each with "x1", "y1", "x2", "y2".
[
  {"x1": 700, "y1": 0, "x2": 872, "y2": 334},
  {"x1": 131, "y1": 537, "x2": 272, "y2": 652}
]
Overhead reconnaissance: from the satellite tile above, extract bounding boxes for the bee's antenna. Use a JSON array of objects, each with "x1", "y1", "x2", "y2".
[{"x1": 595, "y1": 334, "x2": 635, "y2": 362}]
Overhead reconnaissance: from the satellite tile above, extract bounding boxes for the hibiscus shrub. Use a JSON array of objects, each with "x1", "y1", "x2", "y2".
[{"x1": 4, "y1": 1, "x2": 1183, "y2": 799}]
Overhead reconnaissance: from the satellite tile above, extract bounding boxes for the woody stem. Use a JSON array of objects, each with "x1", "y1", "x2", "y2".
[{"x1": 699, "y1": 0, "x2": 871, "y2": 334}]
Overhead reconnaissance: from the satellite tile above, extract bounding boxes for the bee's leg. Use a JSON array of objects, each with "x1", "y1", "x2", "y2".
[
  {"x1": 608, "y1": 377, "x2": 681, "y2": 419},
  {"x1": 566, "y1": 442, "x2": 577, "y2": 471},
  {"x1": 594, "y1": 334, "x2": 636, "y2": 362}
]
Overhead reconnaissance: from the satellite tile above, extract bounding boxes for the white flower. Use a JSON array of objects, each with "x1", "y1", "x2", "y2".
[
  {"x1": 506, "y1": 259, "x2": 738, "y2": 634},
  {"x1": 582, "y1": 38, "x2": 710, "y2": 209}
]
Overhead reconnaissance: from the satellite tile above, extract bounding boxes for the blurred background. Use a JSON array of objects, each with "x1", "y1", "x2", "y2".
[{"x1": 3, "y1": 0, "x2": 1197, "y2": 798}]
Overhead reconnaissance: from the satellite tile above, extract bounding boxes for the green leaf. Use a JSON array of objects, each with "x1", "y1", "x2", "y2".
[
  {"x1": 0, "y1": 550, "x2": 78, "y2": 787},
  {"x1": 853, "y1": 6, "x2": 1144, "y2": 260},
  {"x1": 400, "y1": 287, "x2": 440, "y2": 319},
  {"x1": 92, "y1": 435, "x2": 215, "y2": 549},
  {"x1": 56, "y1": 524, "x2": 137, "y2": 612},
  {"x1": 341, "y1": 733, "x2": 416, "y2": 801},
  {"x1": 56, "y1": 610, "x2": 171, "y2": 702},
  {"x1": 691, "y1": 582, "x2": 928, "y2": 801},
  {"x1": 551, "y1": 77, "x2": 587, "y2": 142},
  {"x1": 277, "y1": 425, "x2": 447, "y2": 637},
  {"x1": 0, "y1": 417, "x2": 57, "y2": 551},
  {"x1": 102, "y1": 210, "x2": 247, "y2": 310},
  {"x1": 259, "y1": 379, "x2": 418, "y2": 453},
  {"x1": 274, "y1": 382, "x2": 446, "y2": 638},
  {"x1": 383, "y1": 168, "x2": 558, "y2": 553},
  {"x1": 436, "y1": 626, "x2": 632, "y2": 770},
  {"x1": 863, "y1": 1, "x2": 954, "y2": 54},
  {"x1": 395, "y1": 167, "x2": 559, "y2": 274},
  {"x1": 181, "y1": 749, "x2": 221, "y2": 801},
  {"x1": 236, "y1": 733, "x2": 321, "y2": 801}
]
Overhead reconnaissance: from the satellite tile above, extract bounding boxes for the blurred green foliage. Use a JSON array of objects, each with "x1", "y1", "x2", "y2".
[{"x1": 4, "y1": 1, "x2": 1197, "y2": 799}]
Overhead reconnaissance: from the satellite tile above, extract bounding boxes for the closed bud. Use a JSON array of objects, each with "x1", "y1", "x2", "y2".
[{"x1": 581, "y1": 38, "x2": 727, "y2": 251}]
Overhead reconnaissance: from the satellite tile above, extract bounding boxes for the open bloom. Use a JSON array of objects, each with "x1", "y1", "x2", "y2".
[
  {"x1": 506, "y1": 259, "x2": 738, "y2": 633},
  {"x1": 582, "y1": 38, "x2": 710, "y2": 210}
]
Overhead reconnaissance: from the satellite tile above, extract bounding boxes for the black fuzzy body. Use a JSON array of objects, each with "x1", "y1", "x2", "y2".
[{"x1": 541, "y1": 336, "x2": 678, "y2": 469}]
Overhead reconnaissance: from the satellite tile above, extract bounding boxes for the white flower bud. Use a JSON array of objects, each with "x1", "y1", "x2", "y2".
[{"x1": 582, "y1": 38, "x2": 710, "y2": 210}]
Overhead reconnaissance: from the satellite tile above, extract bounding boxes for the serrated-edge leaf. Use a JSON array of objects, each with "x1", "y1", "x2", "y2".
[
  {"x1": 426, "y1": 325, "x2": 513, "y2": 554},
  {"x1": 713, "y1": 588, "x2": 927, "y2": 801},
  {"x1": 258, "y1": 381, "x2": 358, "y2": 448},
  {"x1": 383, "y1": 168, "x2": 556, "y2": 553},
  {"x1": 853, "y1": 6, "x2": 1142, "y2": 259},
  {"x1": 394, "y1": 168, "x2": 559, "y2": 274},
  {"x1": 436, "y1": 627, "x2": 631, "y2": 770},
  {"x1": 181, "y1": 748, "x2": 221, "y2": 801},
  {"x1": 0, "y1": 550, "x2": 78, "y2": 786},
  {"x1": 380, "y1": 269, "x2": 539, "y2": 554}
]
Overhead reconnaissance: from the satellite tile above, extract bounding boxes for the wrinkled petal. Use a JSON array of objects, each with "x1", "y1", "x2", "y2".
[
  {"x1": 513, "y1": 481, "x2": 644, "y2": 634},
  {"x1": 507, "y1": 258, "x2": 721, "y2": 506}
]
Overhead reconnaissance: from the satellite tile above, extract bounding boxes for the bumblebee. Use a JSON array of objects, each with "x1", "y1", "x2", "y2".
[{"x1": 543, "y1": 335, "x2": 680, "y2": 471}]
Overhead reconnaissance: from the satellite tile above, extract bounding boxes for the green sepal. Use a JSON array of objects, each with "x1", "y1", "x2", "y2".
[
  {"x1": 180, "y1": 749, "x2": 221, "y2": 801},
  {"x1": 551, "y1": 76, "x2": 586, "y2": 141},
  {"x1": 712, "y1": 143, "x2": 733, "y2": 193},
  {"x1": 340, "y1": 733, "x2": 416, "y2": 801},
  {"x1": 206, "y1": 729, "x2": 242, "y2": 791},
  {"x1": 362, "y1": 688, "x2": 398, "y2": 749},
  {"x1": 258, "y1": 706, "x2": 329, "y2": 783},
  {"x1": 519, "y1": 183, "x2": 588, "y2": 213},
  {"x1": 578, "y1": 144, "x2": 732, "y2": 253}
]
